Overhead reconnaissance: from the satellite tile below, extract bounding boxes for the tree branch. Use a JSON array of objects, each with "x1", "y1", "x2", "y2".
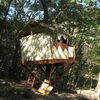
[{"x1": 3, "y1": 0, "x2": 13, "y2": 21}]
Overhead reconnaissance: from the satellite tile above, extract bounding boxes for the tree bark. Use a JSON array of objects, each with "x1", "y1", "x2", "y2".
[
  {"x1": 95, "y1": 73, "x2": 100, "y2": 98},
  {"x1": 40, "y1": 0, "x2": 49, "y2": 24},
  {"x1": 10, "y1": 39, "x2": 20, "y2": 80},
  {"x1": 45, "y1": 65, "x2": 52, "y2": 80},
  {"x1": 95, "y1": 73, "x2": 100, "y2": 92}
]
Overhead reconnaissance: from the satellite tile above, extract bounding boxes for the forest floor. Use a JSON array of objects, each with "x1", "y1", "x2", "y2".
[{"x1": 0, "y1": 79, "x2": 99, "y2": 100}]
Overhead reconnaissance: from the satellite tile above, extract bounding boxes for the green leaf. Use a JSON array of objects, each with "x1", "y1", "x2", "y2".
[{"x1": 85, "y1": 0, "x2": 91, "y2": 3}]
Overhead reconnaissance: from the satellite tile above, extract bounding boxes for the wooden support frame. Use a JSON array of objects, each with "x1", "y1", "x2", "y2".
[
  {"x1": 21, "y1": 61, "x2": 75, "y2": 95},
  {"x1": 21, "y1": 64, "x2": 42, "y2": 87},
  {"x1": 27, "y1": 74, "x2": 36, "y2": 87},
  {"x1": 48, "y1": 65, "x2": 57, "y2": 83},
  {"x1": 21, "y1": 59, "x2": 75, "y2": 65}
]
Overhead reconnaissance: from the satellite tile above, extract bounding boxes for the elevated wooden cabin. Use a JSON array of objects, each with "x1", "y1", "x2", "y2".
[{"x1": 18, "y1": 21, "x2": 75, "y2": 65}]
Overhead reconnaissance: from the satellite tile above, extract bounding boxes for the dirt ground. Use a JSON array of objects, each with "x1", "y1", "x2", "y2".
[{"x1": 0, "y1": 79, "x2": 99, "y2": 100}]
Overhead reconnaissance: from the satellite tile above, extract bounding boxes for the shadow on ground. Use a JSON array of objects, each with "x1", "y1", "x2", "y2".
[{"x1": 0, "y1": 79, "x2": 90, "y2": 100}]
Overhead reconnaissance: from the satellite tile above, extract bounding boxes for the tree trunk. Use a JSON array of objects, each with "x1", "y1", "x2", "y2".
[
  {"x1": 74, "y1": 35, "x2": 84, "y2": 84},
  {"x1": 40, "y1": 0, "x2": 49, "y2": 24},
  {"x1": 95, "y1": 73, "x2": 100, "y2": 92},
  {"x1": 10, "y1": 40, "x2": 20, "y2": 80},
  {"x1": 45, "y1": 65, "x2": 52, "y2": 80},
  {"x1": 95, "y1": 73, "x2": 100, "y2": 98},
  {"x1": 40, "y1": 0, "x2": 50, "y2": 80}
]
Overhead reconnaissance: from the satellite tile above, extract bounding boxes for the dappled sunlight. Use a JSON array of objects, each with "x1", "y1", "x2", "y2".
[
  {"x1": 20, "y1": 33, "x2": 52, "y2": 61},
  {"x1": 0, "y1": 0, "x2": 99, "y2": 99},
  {"x1": 77, "y1": 89, "x2": 100, "y2": 100},
  {"x1": 52, "y1": 46, "x2": 68, "y2": 59},
  {"x1": 20, "y1": 33, "x2": 75, "y2": 63},
  {"x1": 0, "y1": 79, "x2": 91, "y2": 100}
]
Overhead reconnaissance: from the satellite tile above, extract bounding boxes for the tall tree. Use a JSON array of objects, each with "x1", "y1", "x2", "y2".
[{"x1": 40, "y1": 0, "x2": 49, "y2": 24}]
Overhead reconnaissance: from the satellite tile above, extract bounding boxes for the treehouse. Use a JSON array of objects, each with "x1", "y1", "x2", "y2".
[
  {"x1": 19, "y1": 21, "x2": 75, "y2": 64},
  {"x1": 18, "y1": 21, "x2": 76, "y2": 95}
]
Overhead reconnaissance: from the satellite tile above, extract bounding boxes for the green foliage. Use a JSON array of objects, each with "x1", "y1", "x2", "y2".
[{"x1": 0, "y1": 0, "x2": 100, "y2": 90}]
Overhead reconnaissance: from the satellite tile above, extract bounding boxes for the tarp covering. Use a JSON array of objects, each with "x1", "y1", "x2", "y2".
[
  {"x1": 20, "y1": 33, "x2": 75, "y2": 63},
  {"x1": 20, "y1": 33, "x2": 51, "y2": 62}
]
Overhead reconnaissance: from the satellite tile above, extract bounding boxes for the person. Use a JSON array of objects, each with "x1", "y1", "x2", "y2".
[{"x1": 57, "y1": 34, "x2": 67, "y2": 44}]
